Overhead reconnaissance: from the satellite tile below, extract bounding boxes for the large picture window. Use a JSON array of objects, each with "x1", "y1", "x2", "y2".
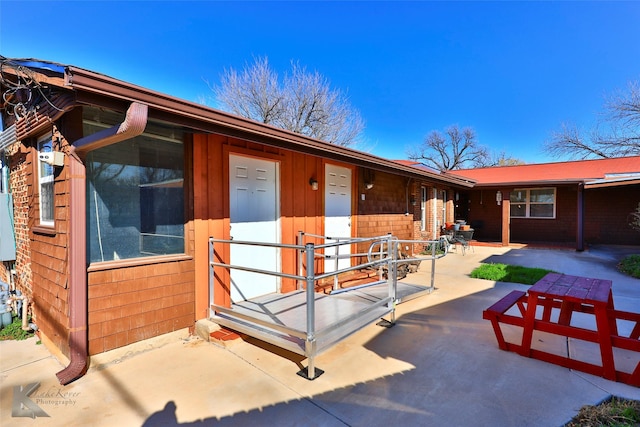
[
  {"x1": 85, "y1": 115, "x2": 185, "y2": 263},
  {"x1": 510, "y1": 188, "x2": 556, "y2": 219},
  {"x1": 37, "y1": 134, "x2": 54, "y2": 227}
]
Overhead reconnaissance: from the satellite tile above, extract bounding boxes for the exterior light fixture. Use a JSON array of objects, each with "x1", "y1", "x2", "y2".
[
  {"x1": 365, "y1": 182, "x2": 374, "y2": 190},
  {"x1": 496, "y1": 190, "x2": 502, "y2": 205},
  {"x1": 309, "y1": 178, "x2": 318, "y2": 191}
]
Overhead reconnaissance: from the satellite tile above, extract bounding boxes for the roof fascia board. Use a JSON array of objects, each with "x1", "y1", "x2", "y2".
[
  {"x1": 0, "y1": 60, "x2": 66, "y2": 86},
  {"x1": 469, "y1": 180, "x2": 585, "y2": 188},
  {"x1": 584, "y1": 179, "x2": 640, "y2": 189},
  {"x1": 65, "y1": 66, "x2": 473, "y2": 188}
]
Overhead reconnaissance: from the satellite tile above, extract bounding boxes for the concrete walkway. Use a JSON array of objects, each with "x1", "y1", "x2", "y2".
[{"x1": 1, "y1": 245, "x2": 639, "y2": 426}]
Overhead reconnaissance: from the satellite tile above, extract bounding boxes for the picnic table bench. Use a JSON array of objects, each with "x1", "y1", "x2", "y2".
[{"x1": 483, "y1": 273, "x2": 640, "y2": 387}]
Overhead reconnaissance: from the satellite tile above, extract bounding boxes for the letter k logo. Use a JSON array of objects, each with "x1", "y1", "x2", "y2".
[{"x1": 12, "y1": 382, "x2": 50, "y2": 418}]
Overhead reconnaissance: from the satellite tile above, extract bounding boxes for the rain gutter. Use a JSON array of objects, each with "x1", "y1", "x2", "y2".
[{"x1": 56, "y1": 101, "x2": 148, "y2": 385}]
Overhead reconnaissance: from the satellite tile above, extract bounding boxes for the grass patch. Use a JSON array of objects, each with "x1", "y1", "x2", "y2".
[
  {"x1": 565, "y1": 396, "x2": 640, "y2": 427},
  {"x1": 0, "y1": 316, "x2": 35, "y2": 341},
  {"x1": 470, "y1": 263, "x2": 554, "y2": 285},
  {"x1": 618, "y1": 254, "x2": 640, "y2": 279}
]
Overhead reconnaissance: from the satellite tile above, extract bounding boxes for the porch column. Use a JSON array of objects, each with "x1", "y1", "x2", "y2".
[
  {"x1": 501, "y1": 191, "x2": 510, "y2": 246},
  {"x1": 576, "y1": 183, "x2": 585, "y2": 251}
]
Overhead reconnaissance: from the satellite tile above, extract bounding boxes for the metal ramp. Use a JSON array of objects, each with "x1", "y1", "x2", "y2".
[{"x1": 209, "y1": 233, "x2": 447, "y2": 380}]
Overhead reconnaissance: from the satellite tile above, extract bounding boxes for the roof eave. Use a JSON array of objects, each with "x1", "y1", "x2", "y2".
[
  {"x1": 584, "y1": 178, "x2": 640, "y2": 189},
  {"x1": 468, "y1": 179, "x2": 585, "y2": 188},
  {"x1": 60, "y1": 65, "x2": 474, "y2": 188}
]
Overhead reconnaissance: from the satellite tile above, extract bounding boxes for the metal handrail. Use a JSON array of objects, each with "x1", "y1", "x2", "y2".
[
  {"x1": 297, "y1": 232, "x2": 396, "y2": 291},
  {"x1": 208, "y1": 233, "x2": 447, "y2": 380}
]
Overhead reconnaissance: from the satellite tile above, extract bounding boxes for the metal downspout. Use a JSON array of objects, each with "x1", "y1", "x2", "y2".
[{"x1": 56, "y1": 102, "x2": 148, "y2": 385}]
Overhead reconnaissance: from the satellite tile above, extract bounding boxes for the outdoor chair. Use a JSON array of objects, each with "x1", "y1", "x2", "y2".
[
  {"x1": 452, "y1": 230, "x2": 474, "y2": 255},
  {"x1": 437, "y1": 233, "x2": 456, "y2": 253}
]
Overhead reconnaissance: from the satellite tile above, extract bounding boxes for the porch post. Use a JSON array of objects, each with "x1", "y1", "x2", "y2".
[
  {"x1": 576, "y1": 183, "x2": 585, "y2": 251},
  {"x1": 501, "y1": 191, "x2": 510, "y2": 246}
]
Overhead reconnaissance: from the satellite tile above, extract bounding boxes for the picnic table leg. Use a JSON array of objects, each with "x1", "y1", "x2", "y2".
[
  {"x1": 520, "y1": 294, "x2": 538, "y2": 357},
  {"x1": 606, "y1": 293, "x2": 618, "y2": 336},
  {"x1": 558, "y1": 301, "x2": 574, "y2": 326},
  {"x1": 594, "y1": 304, "x2": 617, "y2": 381},
  {"x1": 541, "y1": 297, "x2": 555, "y2": 322}
]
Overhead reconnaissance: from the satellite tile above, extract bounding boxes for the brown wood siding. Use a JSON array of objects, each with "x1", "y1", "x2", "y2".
[
  {"x1": 87, "y1": 134, "x2": 196, "y2": 355},
  {"x1": 356, "y1": 171, "x2": 413, "y2": 256},
  {"x1": 21, "y1": 113, "x2": 198, "y2": 357},
  {"x1": 510, "y1": 186, "x2": 578, "y2": 243},
  {"x1": 29, "y1": 127, "x2": 72, "y2": 357},
  {"x1": 466, "y1": 189, "x2": 503, "y2": 241},
  {"x1": 87, "y1": 259, "x2": 195, "y2": 354},
  {"x1": 584, "y1": 185, "x2": 640, "y2": 245},
  {"x1": 281, "y1": 151, "x2": 324, "y2": 290},
  {"x1": 193, "y1": 134, "x2": 327, "y2": 312}
]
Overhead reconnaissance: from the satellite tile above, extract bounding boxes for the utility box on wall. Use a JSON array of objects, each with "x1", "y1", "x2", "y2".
[{"x1": 0, "y1": 193, "x2": 16, "y2": 261}]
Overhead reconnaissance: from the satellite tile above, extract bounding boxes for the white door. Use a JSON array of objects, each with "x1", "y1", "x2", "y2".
[
  {"x1": 229, "y1": 154, "x2": 279, "y2": 302},
  {"x1": 324, "y1": 164, "x2": 352, "y2": 272}
]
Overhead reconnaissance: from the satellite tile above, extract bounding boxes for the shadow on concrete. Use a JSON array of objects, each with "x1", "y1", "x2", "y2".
[
  {"x1": 133, "y1": 245, "x2": 638, "y2": 426},
  {"x1": 141, "y1": 277, "x2": 639, "y2": 426}
]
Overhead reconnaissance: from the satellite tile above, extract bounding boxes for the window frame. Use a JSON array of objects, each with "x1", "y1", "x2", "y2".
[
  {"x1": 510, "y1": 187, "x2": 556, "y2": 219},
  {"x1": 420, "y1": 186, "x2": 427, "y2": 231},
  {"x1": 37, "y1": 133, "x2": 55, "y2": 228},
  {"x1": 84, "y1": 115, "x2": 187, "y2": 264},
  {"x1": 441, "y1": 189, "x2": 448, "y2": 225}
]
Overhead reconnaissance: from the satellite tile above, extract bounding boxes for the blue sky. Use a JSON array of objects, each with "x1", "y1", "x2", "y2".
[{"x1": 2, "y1": 1, "x2": 639, "y2": 164}]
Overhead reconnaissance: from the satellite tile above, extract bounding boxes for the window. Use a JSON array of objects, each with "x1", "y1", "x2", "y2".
[
  {"x1": 37, "y1": 134, "x2": 54, "y2": 227},
  {"x1": 441, "y1": 190, "x2": 448, "y2": 225},
  {"x1": 420, "y1": 186, "x2": 427, "y2": 231},
  {"x1": 510, "y1": 188, "x2": 556, "y2": 219},
  {"x1": 85, "y1": 116, "x2": 185, "y2": 263}
]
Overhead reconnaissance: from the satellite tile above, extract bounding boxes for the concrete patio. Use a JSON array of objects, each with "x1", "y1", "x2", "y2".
[{"x1": 1, "y1": 244, "x2": 639, "y2": 426}]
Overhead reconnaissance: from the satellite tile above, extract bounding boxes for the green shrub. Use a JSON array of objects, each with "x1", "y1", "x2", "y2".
[
  {"x1": 0, "y1": 316, "x2": 35, "y2": 341},
  {"x1": 470, "y1": 263, "x2": 554, "y2": 285},
  {"x1": 618, "y1": 254, "x2": 640, "y2": 279}
]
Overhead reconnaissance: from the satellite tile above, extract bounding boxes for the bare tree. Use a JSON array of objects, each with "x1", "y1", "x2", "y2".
[
  {"x1": 486, "y1": 151, "x2": 526, "y2": 167},
  {"x1": 212, "y1": 57, "x2": 364, "y2": 148},
  {"x1": 408, "y1": 125, "x2": 490, "y2": 171},
  {"x1": 545, "y1": 80, "x2": 640, "y2": 159},
  {"x1": 213, "y1": 56, "x2": 283, "y2": 125}
]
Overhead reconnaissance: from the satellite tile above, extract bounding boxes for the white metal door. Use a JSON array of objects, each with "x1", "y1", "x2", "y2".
[
  {"x1": 324, "y1": 164, "x2": 352, "y2": 272},
  {"x1": 229, "y1": 154, "x2": 279, "y2": 302}
]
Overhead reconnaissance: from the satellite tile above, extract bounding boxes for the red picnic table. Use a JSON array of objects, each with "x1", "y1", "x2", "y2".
[{"x1": 483, "y1": 273, "x2": 640, "y2": 387}]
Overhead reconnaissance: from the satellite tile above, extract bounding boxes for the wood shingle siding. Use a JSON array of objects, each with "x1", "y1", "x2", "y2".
[{"x1": 87, "y1": 259, "x2": 195, "y2": 354}]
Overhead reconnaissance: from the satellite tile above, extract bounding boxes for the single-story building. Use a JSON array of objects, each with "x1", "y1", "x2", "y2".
[
  {"x1": 2, "y1": 57, "x2": 637, "y2": 383},
  {"x1": 448, "y1": 158, "x2": 640, "y2": 250},
  {"x1": 0, "y1": 57, "x2": 472, "y2": 383}
]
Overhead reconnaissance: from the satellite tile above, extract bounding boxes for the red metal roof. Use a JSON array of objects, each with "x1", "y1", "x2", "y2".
[{"x1": 448, "y1": 156, "x2": 640, "y2": 187}]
